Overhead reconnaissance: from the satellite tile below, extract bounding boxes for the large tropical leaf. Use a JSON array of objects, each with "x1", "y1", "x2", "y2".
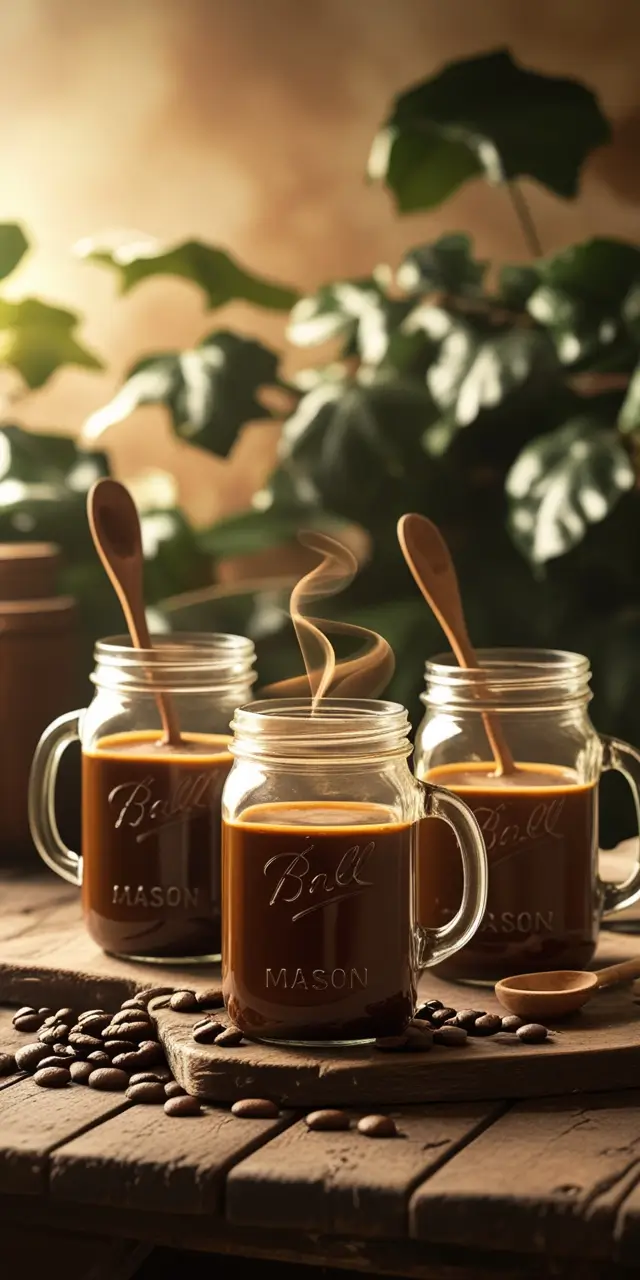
[
  {"x1": 0, "y1": 224, "x2": 28, "y2": 282},
  {"x1": 84, "y1": 331, "x2": 279, "y2": 457},
  {"x1": 527, "y1": 240, "x2": 640, "y2": 370},
  {"x1": 0, "y1": 298, "x2": 102, "y2": 389},
  {"x1": 506, "y1": 417, "x2": 635, "y2": 563},
  {"x1": 397, "y1": 234, "x2": 486, "y2": 296},
  {"x1": 427, "y1": 325, "x2": 557, "y2": 426},
  {"x1": 368, "y1": 49, "x2": 610, "y2": 212},
  {"x1": 78, "y1": 235, "x2": 298, "y2": 311},
  {"x1": 619, "y1": 363, "x2": 640, "y2": 434}
]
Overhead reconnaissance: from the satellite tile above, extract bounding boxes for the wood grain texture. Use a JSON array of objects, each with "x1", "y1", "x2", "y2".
[
  {"x1": 50, "y1": 1100, "x2": 292, "y2": 1215},
  {"x1": 0, "y1": 1074, "x2": 129, "y2": 1195},
  {"x1": 226, "y1": 1102, "x2": 503, "y2": 1237},
  {"x1": 0, "y1": 1194, "x2": 625, "y2": 1280},
  {"x1": 410, "y1": 1091, "x2": 640, "y2": 1261}
]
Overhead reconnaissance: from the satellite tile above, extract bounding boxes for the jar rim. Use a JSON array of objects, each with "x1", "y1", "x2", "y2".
[
  {"x1": 425, "y1": 647, "x2": 590, "y2": 680},
  {"x1": 231, "y1": 697, "x2": 411, "y2": 762},
  {"x1": 92, "y1": 631, "x2": 256, "y2": 694},
  {"x1": 95, "y1": 632, "x2": 255, "y2": 663},
  {"x1": 423, "y1": 647, "x2": 591, "y2": 711}
]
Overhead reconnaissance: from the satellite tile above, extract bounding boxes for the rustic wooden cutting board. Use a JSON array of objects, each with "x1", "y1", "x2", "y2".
[{"x1": 3, "y1": 862, "x2": 640, "y2": 1107}]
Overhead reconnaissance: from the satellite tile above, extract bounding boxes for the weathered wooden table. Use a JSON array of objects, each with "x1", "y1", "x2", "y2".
[{"x1": 3, "y1": 858, "x2": 640, "y2": 1280}]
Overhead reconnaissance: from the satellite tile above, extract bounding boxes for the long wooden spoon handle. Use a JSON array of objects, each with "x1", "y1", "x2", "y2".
[
  {"x1": 88, "y1": 479, "x2": 182, "y2": 748},
  {"x1": 594, "y1": 957, "x2": 640, "y2": 988},
  {"x1": 397, "y1": 514, "x2": 515, "y2": 776}
]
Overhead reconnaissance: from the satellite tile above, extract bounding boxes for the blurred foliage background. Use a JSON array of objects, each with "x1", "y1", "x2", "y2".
[{"x1": 1, "y1": 48, "x2": 639, "y2": 838}]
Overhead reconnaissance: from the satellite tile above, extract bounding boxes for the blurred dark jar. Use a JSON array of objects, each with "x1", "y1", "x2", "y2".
[{"x1": 0, "y1": 543, "x2": 78, "y2": 857}]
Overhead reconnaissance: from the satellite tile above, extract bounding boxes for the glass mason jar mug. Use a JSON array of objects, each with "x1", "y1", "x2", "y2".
[
  {"x1": 221, "y1": 697, "x2": 488, "y2": 1045},
  {"x1": 29, "y1": 633, "x2": 256, "y2": 962},
  {"x1": 414, "y1": 648, "x2": 640, "y2": 981}
]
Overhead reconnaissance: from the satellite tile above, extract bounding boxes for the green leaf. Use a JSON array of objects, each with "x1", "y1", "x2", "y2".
[
  {"x1": 623, "y1": 283, "x2": 640, "y2": 340},
  {"x1": 0, "y1": 224, "x2": 29, "y2": 281},
  {"x1": 287, "y1": 279, "x2": 384, "y2": 347},
  {"x1": 539, "y1": 239, "x2": 640, "y2": 305},
  {"x1": 79, "y1": 236, "x2": 298, "y2": 311},
  {"x1": 619, "y1": 363, "x2": 640, "y2": 434},
  {"x1": 369, "y1": 49, "x2": 610, "y2": 212},
  {"x1": 498, "y1": 264, "x2": 539, "y2": 308},
  {"x1": 84, "y1": 331, "x2": 279, "y2": 457},
  {"x1": 0, "y1": 298, "x2": 102, "y2": 388},
  {"x1": 279, "y1": 378, "x2": 435, "y2": 521},
  {"x1": 506, "y1": 417, "x2": 635, "y2": 563},
  {"x1": 397, "y1": 235, "x2": 486, "y2": 296},
  {"x1": 427, "y1": 326, "x2": 556, "y2": 426},
  {"x1": 0, "y1": 424, "x2": 109, "y2": 550}
]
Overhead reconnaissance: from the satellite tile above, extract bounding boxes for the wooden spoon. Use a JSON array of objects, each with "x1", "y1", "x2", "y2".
[
  {"x1": 495, "y1": 957, "x2": 640, "y2": 1020},
  {"x1": 397, "y1": 512, "x2": 515, "y2": 776},
  {"x1": 87, "y1": 478, "x2": 182, "y2": 747}
]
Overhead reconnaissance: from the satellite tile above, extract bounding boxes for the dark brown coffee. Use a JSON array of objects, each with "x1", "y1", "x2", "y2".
[
  {"x1": 222, "y1": 800, "x2": 416, "y2": 1043},
  {"x1": 418, "y1": 761, "x2": 598, "y2": 980},
  {"x1": 82, "y1": 730, "x2": 232, "y2": 959}
]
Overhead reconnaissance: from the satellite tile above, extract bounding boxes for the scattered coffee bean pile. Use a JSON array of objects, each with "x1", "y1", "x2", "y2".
[
  {"x1": 4, "y1": 986, "x2": 278, "y2": 1122},
  {"x1": 305, "y1": 1108, "x2": 398, "y2": 1137},
  {"x1": 373, "y1": 999, "x2": 549, "y2": 1051}
]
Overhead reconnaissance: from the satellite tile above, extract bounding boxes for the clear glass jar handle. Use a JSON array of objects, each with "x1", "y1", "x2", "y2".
[
  {"x1": 28, "y1": 709, "x2": 83, "y2": 887},
  {"x1": 600, "y1": 734, "x2": 640, "y2": 915},
  {"x1": 415, "y1": 782, "x2": 488, "y2": 969}
]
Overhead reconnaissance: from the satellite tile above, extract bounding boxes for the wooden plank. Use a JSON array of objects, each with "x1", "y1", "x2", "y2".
[
  {"x1": 1, "y1": 1223, "x2": 149, "y2": 1280},
  {"x1": 0, "y1": 1193, "x2": 627, "y2": 1279},
  {"x1": 410, "y1": 1090, "x2": 640, "y2": 1261},
  {"x1": 50, "y1": 1101, "x2": 293, "y2": 1215},
  {"x1": 226, "y1": 1102, "x2": 503, "y2": 1237},
  {"x1": 610, "y1": 1170, "x2": 640, "y2": 1265},
  {"x1": 157, "y1": 951, "x2": 640, "y2": 1106},
  {"x1": 0, "y1": 1074, "x2": 130, "y2": 1196},
  {"x1": 0, "y1": 1006, "x2": 28, "y2": 1088}
]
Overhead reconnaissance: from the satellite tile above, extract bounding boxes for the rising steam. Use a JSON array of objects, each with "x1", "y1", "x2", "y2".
[{"x1": 264, "y1": 531, "x2": 395, "y2": 706}]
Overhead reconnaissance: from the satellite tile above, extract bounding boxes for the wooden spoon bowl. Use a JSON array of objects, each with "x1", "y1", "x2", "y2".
[{"x1": 496, "y1": 956, "x2": 640, "y2": 1020}]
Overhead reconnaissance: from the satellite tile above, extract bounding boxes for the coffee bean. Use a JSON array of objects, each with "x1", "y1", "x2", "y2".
[
  {"x1": 0, "y1": 1053, "x2": 15, "y2": 1076},
  {"x1": 214, "y1": 1027, "x2": 243, "y2": 1047},
  {"x1": 13, "y1": 1006, "x2": 36, "y2": 1021},
  {"x1": 471, "y1": 1014, "x2": 502, "y2": 1037},
  {"x1": 33, "y1": 1055, "x2": 63, "y2": 1071},
  {"x1": 68, "y1": 1032, "x2": 103, "y2": 1054},
  {"x1": 87, "y1": 1051, "x2": 111, "y2": 1067},
  {"x1": 196, "y1": 987, "x2": 224, "y2": 1010},
  {"x1": 39, "y1": 1025, "x2": 69, "y2": 1046},
  {"x1": 454, "y1": 1009, "x2": 483, "y2": 1030},
  {"x1": 516, "y1": 1023, "x2": 549, "y2": 1044},
  {"x1": 231, "y1": 1098, "x2": 279, "y2": 1119},
  {"x1": 135, "y1": 1041, "x2": 164, "y2": 1067},
  {"x1": 130, "y1": 1072, "x2": 164, "y2": 1085},
  {"x1": 70, "y1": 1060, "x2": 94, "y2": 1084},
  {"x1": 170, "y1": 990, "x2": 198, "y2": 1013},
  {"x1": 193, "y1": 1021, "x2": 225, "y2": 1044},
  {"x1": 41, "y1": 1015, "x2": 59, "y2": 1028},
  {"x1": 357, "y1": 1114, "x2": 397, "y2": 1138},
  {"x1": 424, "y1": 999, "x2": 444, "y2": 1012},
  {"x1": 109, "y1": 1008, "x2": 152, "y2": 1028},
  {"x1": 374, "y1": 1035, "x2": 409, "y2": 1052},
  {"x1": 79, "y1": 1009, "x2": 106, "y2": 1020},
  {"x1": 88, "y1": 1067, "x2": 129, "y2": 1091},
  {"x1": 305, "y1": 1109, "x2": 350, "y2": 1131},
  {"x1": 405, "y1": 1027, "x2": 434, "y2": 1052},
  {"x1": 127, "y1": 1082, "x2": 166, "y2": 1105},
  {"x1": 38, "y1": 1008, "x2": 53, "y2": 1018},
  {"x1": 15, "y1": 1042, "x2": 50, "y2": 1072},
  {"x1": 120, "y1": 997, "x2": 148, "y2": 1011},
  {"x1": 501, "y1": 1015, "x2": 524, "y2": 1033},
  {"x1": 34, "y1": 1066, "x2": 70, "y2": 1089},
  {"x1": 103, "y1": 1039, "x2": 136, "y2": 1058},
  {"x1": 165, "y1": 1081, "x2": 186, "y2": 1098},
  {"x1": 53, "y1": 1044, "x2": 77, "y2": 1058},
  {"x1": 164, "y1": 1095, "x2": 202, "y2": 1117},
  {"x1": 55, "y1": 1008, "x2": 74, "y2": 1023},
  {"x1": 13, "y1": 1013, "x2": 42, "y2": 1033},
  {"x1": 430, "y1": 1007, "x2": 457, "y2": 1027},
  {"x1": 112, "y1": 1052, "x2": 141, "y2": 1072},
  {"x1": 433, "y1": 1025, "x2": 468, "y2": 1047},
  {"x1": 78, "y1": 1014, "x2": 112, "y2": 1036},
  {"x1": 412, "y1": 1005, "x2": 435, "y2": 1022},
  {"x1": 135, "y1": 986, "x2": 175, "y2": 1006},
  {"x1": 104, "y1": 1021, "x2": 150, "y2": 1043}
]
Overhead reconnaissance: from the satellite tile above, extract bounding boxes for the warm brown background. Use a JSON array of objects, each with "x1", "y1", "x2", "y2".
[{"x1": 2, "y1": 0, "x2": 639, "y2": 524}]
